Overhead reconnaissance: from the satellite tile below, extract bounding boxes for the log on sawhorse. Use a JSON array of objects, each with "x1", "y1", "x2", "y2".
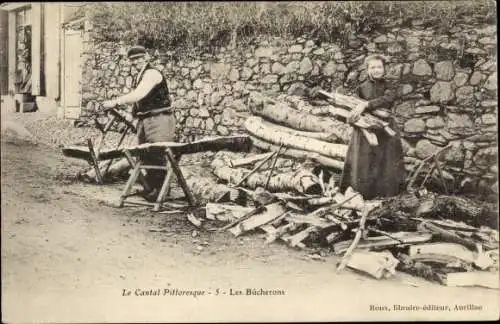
[
  {"x1": 63, "y1": 135, "x2": 252, "y2": 161},
  {"x1": 119, "y1": 148, "x2": 197, "y2": 211}
]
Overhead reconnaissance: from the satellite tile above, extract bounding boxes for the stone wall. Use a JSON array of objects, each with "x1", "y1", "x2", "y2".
[{"x1": 80, "y1": 22, "x2": 498, "y2": 193}]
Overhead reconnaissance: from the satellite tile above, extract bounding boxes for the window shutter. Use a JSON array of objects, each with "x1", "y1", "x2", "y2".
[{"x1": 31, "y1": 3, "x2": 42, "y2": 95}]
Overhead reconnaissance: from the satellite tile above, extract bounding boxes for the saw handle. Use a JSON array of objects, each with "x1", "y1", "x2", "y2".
[{"x1": 107, "y1": 107, "x2": 137, "y2": 133}]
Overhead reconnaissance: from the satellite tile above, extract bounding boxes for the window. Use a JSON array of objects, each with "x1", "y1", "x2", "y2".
[{"x1": 15, "y1": 6, "x2": 31, "y2": 28}]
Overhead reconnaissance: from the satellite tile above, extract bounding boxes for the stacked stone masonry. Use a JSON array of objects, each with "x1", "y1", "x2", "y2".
[{"x1": 80, "y1": 23, "x2": 498, "y2": 192}]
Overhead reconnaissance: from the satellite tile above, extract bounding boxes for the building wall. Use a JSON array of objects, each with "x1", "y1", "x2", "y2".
[
  {"x1": 80, "y1": 22, "x2": 498, "y2": 193},
  {"x1": 0, "y1": 3, "x2": 68, "y2": 114}
]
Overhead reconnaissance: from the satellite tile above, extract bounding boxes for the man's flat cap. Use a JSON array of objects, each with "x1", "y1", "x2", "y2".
[{"x1": 127, "y1": 45, "x2": 146, "y2": 59}]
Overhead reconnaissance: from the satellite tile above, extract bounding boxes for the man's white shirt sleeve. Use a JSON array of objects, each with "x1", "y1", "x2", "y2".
[{"x1": 117, "y1": 69, "x2": 163, "y2": 105}]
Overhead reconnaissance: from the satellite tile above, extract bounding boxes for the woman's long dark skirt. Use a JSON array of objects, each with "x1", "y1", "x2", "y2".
[{"x1": 340, "y1": 119, "x2": 406, "y2": 200}]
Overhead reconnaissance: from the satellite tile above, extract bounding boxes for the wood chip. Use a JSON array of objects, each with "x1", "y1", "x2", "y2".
[
  {"x1": 443, "y1": 271, "x2": 499, "y2": 289},
  {"x1": 346, "y1": 250, "x2": 400, "y2": 279},
  {"x1": 229, "y1": 203, "x2": 287, "y2": 237},
  {"x1": 187, "y1": 213, "x2": 202, "y2": 227}
]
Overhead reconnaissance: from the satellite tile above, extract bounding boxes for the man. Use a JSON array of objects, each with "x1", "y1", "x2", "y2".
[{"x1": 103, "y1": 45, "x2": 175, "y2": 202}]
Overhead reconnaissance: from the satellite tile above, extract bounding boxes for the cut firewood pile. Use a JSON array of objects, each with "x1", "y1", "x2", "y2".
[
  {"x1": 62, "y1": 90, "x2": 498, "y2": 289},
  {"x1": 245, "y1": 90, "x2": 460, "y2": 193},
  {"x1": 185, "y1": 89, "x2": 498, "y2": 288},
  {"x1": 184, "y1": 148, "x2": 498, "y2": 289}
]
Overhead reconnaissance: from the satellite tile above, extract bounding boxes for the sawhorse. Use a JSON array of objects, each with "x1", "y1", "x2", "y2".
[
  {"x1": 87, "y1": 108, "x2": 137, "y2": 184},
  {"x1": 118, "y1": 147, "x2": 197, "y2": 211}
]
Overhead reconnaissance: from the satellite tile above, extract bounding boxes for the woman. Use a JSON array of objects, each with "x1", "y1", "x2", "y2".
[{"x1": 340, "y1": 55, "x2": 405, "y2": 200}]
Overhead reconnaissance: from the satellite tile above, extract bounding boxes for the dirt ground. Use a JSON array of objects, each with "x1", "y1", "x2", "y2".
[{"x1": 1, "y1": 138, "x2": 499, "y2": 323}]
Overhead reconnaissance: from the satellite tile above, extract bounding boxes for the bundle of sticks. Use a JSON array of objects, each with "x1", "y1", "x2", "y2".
[{"x1": 317, "y1": 90, "x2": 396, "y2": 146}]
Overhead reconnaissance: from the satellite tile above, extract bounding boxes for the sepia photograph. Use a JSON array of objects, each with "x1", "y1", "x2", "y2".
[{"x1": 1, "y1": 1, "x2": 498, "y2": 322}]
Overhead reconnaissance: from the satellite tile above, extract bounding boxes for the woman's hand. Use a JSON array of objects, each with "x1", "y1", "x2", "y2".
[
  {"x1": 308, "y1": 86, "x2": 322, "y2": 99},
  {"x1": 348, "y1": 101, "x2": 369, "y2": 124},
  {"x1": 102, "y1": 99, "x2": 117, "y2": 109}
]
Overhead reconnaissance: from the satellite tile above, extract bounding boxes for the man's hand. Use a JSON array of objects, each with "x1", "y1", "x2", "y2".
[{"x1": 102, "y1": 99, "x2": 117, "y2": 109}]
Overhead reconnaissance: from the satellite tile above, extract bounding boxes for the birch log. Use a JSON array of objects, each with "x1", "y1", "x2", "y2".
[
  {"x1": 221, "y1": 152, "x2": 295, "y2": 171},
  {"x1": 213, "y1": 166, "x2": 322, "y2": 195},
  {"x1": 276, "y1": 93, "x2": 350, "y2": 118},
  {"x1": 186, "y1": 177, "x2": 244, "y2": 203},
  {"x1": 251, "y1": 91, "x2": 415, "y2": 154},
  {"x1": 250, "y1": 136, "x2": 344, "y2": 170},
  {"x1": 80, "y1": 158, "x2": 131, "y2": 182},
  {"x1": 258, "y1": 118, "x2": 337, "y2": 142},
  {"x1": 229, "y1": 152, "x2": 275, "y2": 168},
  {"x1": 248, "y1": 93, "x2": 352, "y2": 143},
  {"x1": 245, "y1": 116, "x2": 348, "y2": 159}
]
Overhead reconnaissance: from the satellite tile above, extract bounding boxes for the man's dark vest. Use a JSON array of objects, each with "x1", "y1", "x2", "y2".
[{"x1": 132, "y1": 63, "x2": 171, "y2": 117}]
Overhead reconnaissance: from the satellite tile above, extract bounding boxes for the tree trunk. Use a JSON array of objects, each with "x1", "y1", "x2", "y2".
[
  {"x1": 250, "y1": 136, "x2": 344, "y2": 170},
  {"x1": 257, "y1": 117, "x2": 338, "y2": 142},
  {"x1": 80, "y1": 158, "x2": 131, "y2": 182},
  {"x1": 229, "y1": 152, "x2": 275, "y2": 168},
  {"x1": 185, "y1": 176, "x2": 246, "y2": 204},
  {"x1": 63, "y1": 135, "x2": 253, "y2": 161},
  {"x1": 250, "y1": 136, "x2": 345, "y2": 170},
  {"x1": 213, "y1": 165, "x2": 322, "y2": 195},
  {"x1": 250, "y1": 91, "x2": 414, "y2": 153},
  {"x1": 267, "y1": 92, "x2": 352, "y2": 121},
  {"x1": 248, "y1": 93, "x2": 352, "y2": 143},
  {"x1": 216, "y1": 151, "x2": 295, "y2": 171},
  {"x1": 245, "y1": 116, "x2": 348, "y2": 159}
]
